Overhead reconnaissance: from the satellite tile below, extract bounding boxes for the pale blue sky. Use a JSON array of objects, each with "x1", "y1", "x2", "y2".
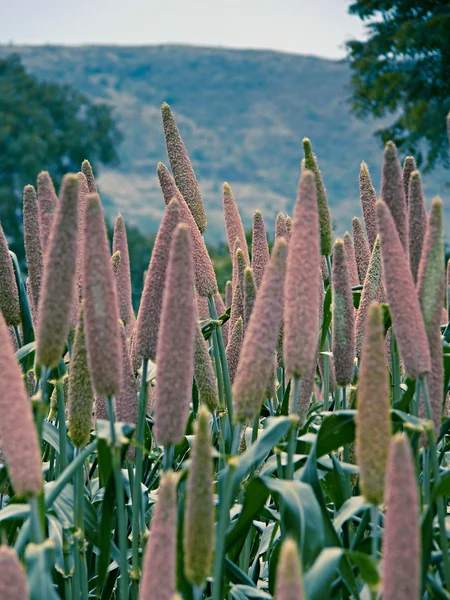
[{"x1": 1, "y1": 0, "x2": 366, "y2": 58}]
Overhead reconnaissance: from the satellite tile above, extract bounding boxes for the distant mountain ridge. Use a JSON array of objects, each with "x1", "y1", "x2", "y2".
[{"x1": 1, "y1": 44, "x2": 448, "y2": 242}]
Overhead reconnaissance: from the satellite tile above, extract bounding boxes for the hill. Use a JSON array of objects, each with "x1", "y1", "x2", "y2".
[{"x1": 1, "y1": 44, "x2": 448, "y2": 243}]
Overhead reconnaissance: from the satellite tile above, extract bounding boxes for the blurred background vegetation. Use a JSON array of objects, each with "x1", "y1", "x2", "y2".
[{"x1": 1, "y1": 0, "x2": 449, "y2": 308}]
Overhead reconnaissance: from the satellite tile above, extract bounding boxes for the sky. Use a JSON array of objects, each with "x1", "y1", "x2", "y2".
[{"x1": 1, "y1": 0, "x2": 366, "y2": 59}]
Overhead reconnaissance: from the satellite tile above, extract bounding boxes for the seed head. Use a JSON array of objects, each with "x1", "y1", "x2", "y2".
[
  {"x1": 234, "y1": 238, "x2": 287, "y2": 422},
  {"x1": 115, "y1": 322, "x2": 139, "y2": 458},
  {"x1": 343, "y1": 232, "x2": 359, "y2": 288},
  {"x1": 243, "y1": 267, "x2": 257, "y2": 328},
  {"x1": 355, "y1": 236, "x2": 384, "y2": 359},
  {"x1": 402, "y1": 155, "x2": 417, "y2": 206},
  {"x1": 408, "y1": 171, "x2": 427, "y2": 284},
  {"x1": 0, "y1": 224, "x2": 20, "y2": 327},
  {"x1": 36, "y1": 174, "x2": 78, "y2": 368},
  {"x1": 193, "y1": 320, "x2": 219, "y2": 412},
  {"x1": 113, "y1": 214, "x2": 135, "y2": 326},
  {"x1": 285, "y1": 216, "x2": 293, "y2": 242},
  {"x1": 228, "y1": 246, "x2": 246, "y2": 336},
  {"x1": 376, "y1": 200, "x2": 430, "y2": 377},
  {"x1": 37, "y1": 170, "x2": 58, "y2": 254},
  {"x1": 303, "y1": 138, "x2": 332, "y2": 256},
  {"x1": 76, "y1": 171, "x2": 90, "y2": 302},
  {"x1": 111, "y1": 251, "x2": 121, "y2": 276},
  {"x1": 157, "y1": 163, "x2": 217, "y2": 297},
  {"x1": 351, "y1": 217, "x2": 371, "y2": 284},
  {"x1": 356, "y1": 302, "x2": 391, "y2": 505},
  {"x1": 382, "y1": 434, "x2": 420, "y2": 600},
  {"x1": 226, "y1": 317, "x2": 244, "y2": 385},
  {"x1": 251, "y1": 210, "x2": 270, "y2": 288},
  {"x1": 298, "y1": 360, "x2": 317, "y2": 425},
  {"x1": 184, "y1": 406, "x2": 214, "y2": 586},
  {"x1": 284, "y1": 170, "x2": 321, "y2": 378},
  {"x1": 161, "y1": 103, "x2": 207, "y2": 233},
  {"x1": 23, "y1": 185, "x2": 43, "y2": 314},
  {"x1": 68, "y1": 304, "x2": 94, "y2": 447},
  {"x1": 154, "y1": 224, "x2": 196, "y2": 445},
  {"x1": 135, "y1": 198, "x2": 180, "y2": 362},
  {"x1": 140, "y1": 472, "x2": 178, "y2": 600},
  {"x1": 275, "y1": 538, "x2": 305, "y2": 600},
  {"x1": 381, "y1": 141, "x2": 409, "y2": 254},
  {"x1": 83, "y1": 193, "x2": 122, "y2": 396},
  {"x1": 417, "y1": 197, "x2": 445, "y2": 431},
  {"x1": 81, "y1": 159, "x2": 97, "y2": 193},
  {"x1": 223, "y1": 182, "x2": 250, "y2": 265},
  {"x1": 225, "y1": 280, "x2": 232, "y2": 308},
  {"x1": 359, "y1": 162, "x2": 378, "y2": 250},
  {"x1": 275, "y1": 212, "x2": 287, "y2": 240},
  {"x1": 332, "y1": 239, "x2": 355, "y2": 386},
  {"x1": 0, "y1": 545, "x2": 28, "y2": 600},
  {"x1": 0, "y1": 313, "x2": 42, "y2": 496}
]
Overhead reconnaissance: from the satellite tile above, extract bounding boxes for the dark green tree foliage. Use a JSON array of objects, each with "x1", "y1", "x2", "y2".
[
  {"x1": 347, "y1": 1, "x2": 450, "y2": 170},
  {"x1": 0, "y1": 54, "x2": 121, "y2": 255}
]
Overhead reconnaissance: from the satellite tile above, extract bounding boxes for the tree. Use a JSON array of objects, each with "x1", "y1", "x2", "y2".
[
  {"x1": 0, "y1": 54, "x2": 122, "y2": 256},
  {"x1": 346, "y1": 1, "x2": 450, "y2": 170}
]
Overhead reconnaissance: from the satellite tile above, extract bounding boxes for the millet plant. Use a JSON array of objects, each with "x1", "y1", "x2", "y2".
[{"x1": 0, "y1": 102, "x2": 449, "y2": 600}]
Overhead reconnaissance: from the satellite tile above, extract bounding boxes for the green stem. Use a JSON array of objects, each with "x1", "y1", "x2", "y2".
[
  {"x1": 74, "y1": 448, "x2": 88, "y2": 600},
  {"x1": 57, "y1": 382, "x2": 68, "y2": 474},
  {"x1": 30, "y1": 493, "x2": 45, "y2": 543},
  {"x1": 212, "y1": 461, "x2": 236, "y2": 600},
  {"x1": 390, "y1": 332, "x2": 401, "y2": 406},
  {"x1": 13, "y1": 326, "x2": 22, "y2": 348},
  {"x1": 371, "y1": 505, "x2": 379, "y2": 560},
  {"x1": 62, "y1": 528, "x2": 73, "y2": 600},
  {"x1": 210, "y1": 322, "x2": 229, "y2": 459},
  {"x1": 325, "y1": 254, "x2": 332, "y2": 283},
  {"x1": 163, "y1": 444, "x2": 174, "y2": 471},
  {"x1": 322, "y1": 351, "x2": 330, "y2": 411},
  {"x1": 131, "y1": 359, "x2": 149, "y2": 599},
  {"x1": 286, "y1": 377, "x2": 300, "y2": 480},
  {"x1": 107, "y1": 395, "x2": 129, "y2": 600},
  {"x1": 423, "y1": 377, "x2": 450, "y2": 588},
  {"x1": 208, "y1": 296, "x2": 234, "y2": 440}
]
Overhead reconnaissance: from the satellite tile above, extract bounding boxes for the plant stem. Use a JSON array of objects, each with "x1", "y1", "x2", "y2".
[
  {"x1": 163, "y1": 444, "x2": 174, "y2": 471},
  {"x1": 325, "y1": 254, "x2": 332, "y2": 283},
  {"x1": 30, "y1": 493, "x2": 45, "y2": 543},
  {"x1": 212, "y1": 461, "x2": 236, "y2": 600},
  {"x1": 286, "y1": 377, "x2": 300, "y2": 480},
  {"x1": 371, "y1": 505, "x2": 379, "y2": 560},
  {"x1": 131, "y1": 359, "x2": 149, "y2": 599},
  {"x1": 74, "y1": 447, "x2": 88, "y2": 600},
  {"x1": 107, "y1": 395, "x2": 129, "y2": 600},
  {"x1": 57, "y1": 382, "x2": 68, "y2": 474},
  {"x1": 208, "y1": 296, "x2": 234, "y2": 440},
  {"x1": 322, "y1": 352, "x2": 330, "y2": 411},
  {"x1": 390, "y1": 332, "x2": 401, "y2": 406},
  {"x1": 423, "y1": 376, "x2": 450, "y2": 588}
]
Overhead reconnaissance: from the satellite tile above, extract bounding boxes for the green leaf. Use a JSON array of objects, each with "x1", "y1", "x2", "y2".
[
  {"x1": 334, "y1": 496, "x2": 371, "y2": 531},
  {"x1": 226, "y1": 478, "x2": 270, "y2": 553},
  {"x1": 315, "y1": 411, "x2": 356, "y2": 458},
  {"x1": 0, "y1": 502, "x2": 30, "y2": 522},
  {"x1": 42, "y1": 420, "x2": 74, "y2": 462},
  {"x1": 24, "y1": 540, "x2": 60, "y2": 600},
  {"x1": 230, "y1": 417, "x2": 292, "y2": 494},
  {"x1": 304, "y1": 547, "x2": 343, "y2": 600},
  {"x1": 261, "y1": 477, "x2": 325, "y2": 569},
  {"x1": 15, "y1": 341, "x2": 36, "y2": 364},
  {"x1": 229, "y1": 585, "x2": 271, "y2": 599}
]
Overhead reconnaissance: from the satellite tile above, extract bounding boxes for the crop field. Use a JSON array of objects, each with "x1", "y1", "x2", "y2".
[{"x1": 0, "y1": 103, "x2": 448, "y2": 600}]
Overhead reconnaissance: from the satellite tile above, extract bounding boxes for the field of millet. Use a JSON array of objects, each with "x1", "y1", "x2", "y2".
[{"x1": 0, "y1": 103, "x2": 448, "y2": 600}]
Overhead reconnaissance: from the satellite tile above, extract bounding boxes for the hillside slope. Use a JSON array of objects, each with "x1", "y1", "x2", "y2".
[{"x1": 1, "y1": 44, "x2": 447, "y2": 242}]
